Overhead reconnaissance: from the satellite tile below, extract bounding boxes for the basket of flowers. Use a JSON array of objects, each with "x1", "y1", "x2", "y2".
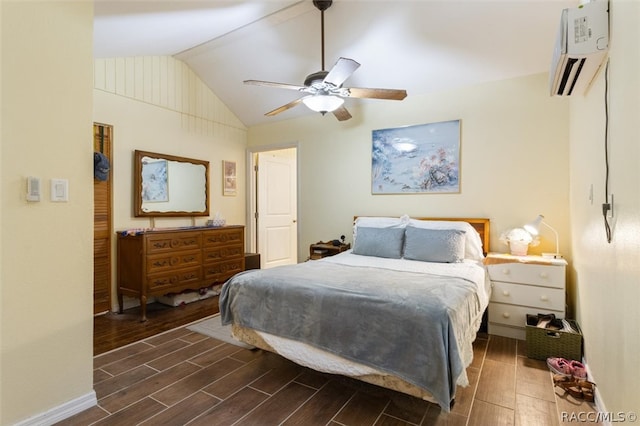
[{"x1": 499, "y1": 227, "x2": 539, "y2": 256}]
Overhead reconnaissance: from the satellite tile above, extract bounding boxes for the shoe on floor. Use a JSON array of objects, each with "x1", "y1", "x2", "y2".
[
  {"x1": 570, "y1": 360, "x2": 587, "y2": 380},
  {"x1": 547, "y1": 357, "x2": 572, "y2": 375}
]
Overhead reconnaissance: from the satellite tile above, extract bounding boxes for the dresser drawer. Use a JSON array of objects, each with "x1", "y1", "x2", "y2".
[
  {"x1": 486, "y1": 263, "x2": 565, "y2": 288},
  {"x1": 203, "y1": 244, "x2": 244, "y2": 263},
  {"x1": 146, "y1": 232, "x2": 202, "y2": 254},
  {"x1": 146, "y1": 249, "x2": 202, "y2": 274},
  {"x1": 203, "y1": 228, "x2": 243, "y2": 247},
  {"x1": 489, "y1": 302, "x2": 563, "y2": 328},
  {"x1": 203, "y1": 258, "x2": 244, "y2": 284},
  {"x1": 146, "y1": 266, "x2": 202, "y2": 292},
  {"x1": 490, "y1": 281, "x2": 565, "y2": 311}
]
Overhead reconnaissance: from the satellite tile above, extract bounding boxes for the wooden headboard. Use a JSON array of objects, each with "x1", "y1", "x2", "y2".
[{"x1": 354, "y1": 216, "x2": 490, "y2": 254}]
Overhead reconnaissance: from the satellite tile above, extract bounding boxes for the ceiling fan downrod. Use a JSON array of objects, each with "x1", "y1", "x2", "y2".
[{"x1": 313, "y1": 0, "x2": 333, "y2": 71}]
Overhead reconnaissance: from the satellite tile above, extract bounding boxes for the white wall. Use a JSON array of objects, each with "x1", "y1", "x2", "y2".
[
  {"x1": 93, "y1": 56, "x2": 248, "y2": 311},
  {"x1": 1, "y1": 2, "x2": 95, "y2": 424},
  {"x1": 248, "y1": 73, "x2": 571, "y2": 265},
  {"x1": 568, "y1": 0, "x2": 640, "y2": 414}
]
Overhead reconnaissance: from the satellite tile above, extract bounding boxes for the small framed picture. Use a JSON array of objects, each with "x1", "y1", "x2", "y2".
[{"x1": 223, "y1": 160, "x2": 236, "y2": 196}]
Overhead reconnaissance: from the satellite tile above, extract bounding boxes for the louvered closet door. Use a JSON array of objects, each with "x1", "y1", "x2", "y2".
[{"x1": 94, "y1": 124, "x2": 113, "y2": 315}]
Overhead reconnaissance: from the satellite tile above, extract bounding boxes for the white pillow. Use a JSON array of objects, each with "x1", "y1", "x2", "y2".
[
  {"x1": 353, "y1": 215, "x2": 409, "y2": 243},
  {"x1": 408, "y1": 219, "x2": 484, "y2": 260}
]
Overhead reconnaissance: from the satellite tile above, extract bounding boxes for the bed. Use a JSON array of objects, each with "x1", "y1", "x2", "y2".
[{"x1": 219, "y1": 216, "x2": 490, "y2": 411}]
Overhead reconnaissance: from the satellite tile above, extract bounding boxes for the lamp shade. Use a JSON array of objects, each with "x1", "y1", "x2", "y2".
[
  {"x1": 523, "y1": 215, "x2": 544, "y2": 235},
  {"x1": 302, "y1": 95, "x2": 344, "y2": 113},
  {"x1": 523, "y1": 214, "x2": 562, "y2": 259}
]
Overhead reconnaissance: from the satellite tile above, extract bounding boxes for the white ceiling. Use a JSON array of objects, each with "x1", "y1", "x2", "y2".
[{"x1": 94, "y1": 0, "x2": 575, "y2": 127}]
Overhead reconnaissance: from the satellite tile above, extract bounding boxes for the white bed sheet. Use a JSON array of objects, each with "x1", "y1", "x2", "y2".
[{"x1": 245, "y1": 251, "x2": 491, "y2": 389}]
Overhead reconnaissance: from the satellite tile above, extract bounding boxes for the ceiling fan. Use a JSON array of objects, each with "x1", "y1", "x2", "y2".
[{"x1": 244, "y1": 0, "x2": 407, "y2": 121}]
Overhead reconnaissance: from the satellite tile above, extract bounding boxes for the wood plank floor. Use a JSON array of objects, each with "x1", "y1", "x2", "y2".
[
  {"x1": 93, "y1": 297, "x2": 221, "y2": 356},
  {"x1": 66, "y1": 297, "x2": 598, "y2": 425}
]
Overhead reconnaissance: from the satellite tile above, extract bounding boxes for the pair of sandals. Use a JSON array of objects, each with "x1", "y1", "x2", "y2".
[
  {"x1": 553, "y1": 374, "x2": 596, "y2": 402},
  {"x1": 547, "y1": 357, "x2": 596, "y2": 402}
]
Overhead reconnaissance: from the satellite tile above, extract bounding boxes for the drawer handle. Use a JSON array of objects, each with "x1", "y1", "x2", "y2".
[
  {"x1": 539, "y1": 272, "x2": 549, "y2": 279},
  {"x1": 502, "y1": 312, "x2": 511, "y2": 319},
  {"x1": 502, "y1": 290, "x2": 510, "y2": 297},
  {"x1": 540, "y1": 295, "x2": 549, "y2": 301},
  {"x1": 501, "y1": 269, "x2": 510, "y2": 275}
]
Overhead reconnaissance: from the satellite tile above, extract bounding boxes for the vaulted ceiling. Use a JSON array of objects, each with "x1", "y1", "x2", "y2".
[{"x1": 94, "y1": 0, "x2": 574, "y2": 127}]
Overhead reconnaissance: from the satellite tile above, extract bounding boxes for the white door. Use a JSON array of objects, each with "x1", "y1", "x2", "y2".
[{"x1": 257, "y1": 149, "x2": 297, "y2": 268}]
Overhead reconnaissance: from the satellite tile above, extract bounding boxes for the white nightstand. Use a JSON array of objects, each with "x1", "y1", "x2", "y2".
[{"x1": 485, "y1": 253, "x2": 567, "y2": 340}]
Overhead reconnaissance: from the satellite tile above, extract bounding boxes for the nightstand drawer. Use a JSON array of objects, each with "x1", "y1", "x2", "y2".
[
  {"x1": 489, "y1": 303, "x2": 564, "y2": 329},
  {"x1": 486, "y1": 263, "x2": 565, "y2": 288},
  {"x1": 490, "y1": 281, "x2": 565, "y2": 311}
]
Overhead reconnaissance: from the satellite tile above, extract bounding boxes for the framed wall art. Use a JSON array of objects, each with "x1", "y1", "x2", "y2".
[
  {"x1": 223, "y1": 160, "x2": 237, "y2": 196},
  {"x1": 371, "y1": 119, "x2": 461, "y2": 194}
]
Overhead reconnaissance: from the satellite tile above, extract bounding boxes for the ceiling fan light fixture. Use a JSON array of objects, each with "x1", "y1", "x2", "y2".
[{"x1": 302, "y1": 94, "x2": 344, "y2": 113}]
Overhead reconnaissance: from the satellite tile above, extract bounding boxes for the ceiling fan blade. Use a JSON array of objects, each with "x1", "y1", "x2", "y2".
[
  {"x1": 264, "y1": 97, "x2": 306, "y2": 117},
  {"x1": 244, "y1": 80, "x2": 308, "y2": 92},
  {"x1": 324, "y1": 57, "x2": 360, "y2": 87},
  {"x1": 332, "y1": 105, "x2": 352, "y2": 121},
  {"x1": 346, "y1": 87, "x2": 407, "y2": 100}
]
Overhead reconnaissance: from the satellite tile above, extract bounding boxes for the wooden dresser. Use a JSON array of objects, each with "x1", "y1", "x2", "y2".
[{"x1": 117, "y1": 226, "x2": 244, "y2": 321}]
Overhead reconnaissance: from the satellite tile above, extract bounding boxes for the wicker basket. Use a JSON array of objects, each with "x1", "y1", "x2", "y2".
[{"x1": 525, "y1": 315, "x2": 583, "y2": 361}]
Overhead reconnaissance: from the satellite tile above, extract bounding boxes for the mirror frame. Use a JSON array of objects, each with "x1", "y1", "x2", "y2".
[{"x1": 133, "y1": 150, "x2": 210, "y2": 217}]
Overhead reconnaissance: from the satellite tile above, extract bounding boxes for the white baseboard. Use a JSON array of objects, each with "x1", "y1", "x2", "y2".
[
  {"x1": 586, "y1": 360, "x2": 611, "y2": 426},
  {"x1": 13, "y1": 391, "x2": 97, "y2": 426}
]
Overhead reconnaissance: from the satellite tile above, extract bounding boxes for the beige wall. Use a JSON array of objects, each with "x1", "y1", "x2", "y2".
[
  {"x1": 1, "y1": 2, "x2": 95, "y2": 424},
  {"x1": 249, "y1": 73, "x2": 571, "y2": 264},
  {"x1": 93, "y1": 56, "x2": 248, "y2": 311},
  {"x1": 568, "y1": 0, "x2": 640, "y2": 414}
]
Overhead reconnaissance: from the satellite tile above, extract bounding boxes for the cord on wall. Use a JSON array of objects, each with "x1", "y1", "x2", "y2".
[{"x1": 602, "y1": 59, "x2": 612, "y2": 243}]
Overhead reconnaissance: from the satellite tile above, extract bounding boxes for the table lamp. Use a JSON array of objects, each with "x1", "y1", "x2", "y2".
[{"x1": 524, "y1": 214, "x2": 562, "y2": 259}]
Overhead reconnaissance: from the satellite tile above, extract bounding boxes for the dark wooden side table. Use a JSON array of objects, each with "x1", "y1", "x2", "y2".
[{"x1": 309, "y1": 241, "x2": 351, "y2": 260}]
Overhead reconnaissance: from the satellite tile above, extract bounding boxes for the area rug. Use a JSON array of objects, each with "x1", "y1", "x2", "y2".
[{"x1": 187, "y1": 314, "x2": 254, "y2": 349}]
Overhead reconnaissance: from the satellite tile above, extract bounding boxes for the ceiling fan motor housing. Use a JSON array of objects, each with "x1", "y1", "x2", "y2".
[
  {"x1": 313, "y1": 0, "x2": 332, "y2": 11},
  {"x1": 304, "y1": 71, "x2": 329, "y2": 87}
]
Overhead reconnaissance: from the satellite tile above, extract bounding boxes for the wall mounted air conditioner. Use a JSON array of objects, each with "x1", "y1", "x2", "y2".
[{"x1": 549, "y1": 1, "x2": 609, "y2": 96}]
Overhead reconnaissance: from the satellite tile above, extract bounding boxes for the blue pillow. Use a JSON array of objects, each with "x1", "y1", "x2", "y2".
[
  {"x1": 403, "y1": 227, "x2": 466, "y2": 263},
  {"x1": 352, "y1": 227, "x2": 405, "y2": 259}
]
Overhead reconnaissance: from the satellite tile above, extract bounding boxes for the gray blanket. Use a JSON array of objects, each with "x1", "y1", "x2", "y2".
[{"x1": 219, "y1": 260, "x2": 482, "y2": 411}]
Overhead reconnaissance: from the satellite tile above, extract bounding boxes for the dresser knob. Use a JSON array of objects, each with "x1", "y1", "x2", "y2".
[
  {"x1": 540, "y1": 295, "x2": 549, "y2": 301},
  {"x1": 540, "y1": 272, "x2": 549, "y2": 279},
  {"x1": 502, "y1": 312, "x2": 511, "y2": 319},
  {"x1": 502, "y1": 269, "x2": 510, "y2": 275},
  {"x1": 502, "y1": 290, "x2": 510, "y2": 297}
]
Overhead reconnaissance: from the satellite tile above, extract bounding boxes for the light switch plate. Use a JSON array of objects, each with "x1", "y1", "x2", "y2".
[
  {"x1": 50, "y1": 179, "x2": 69, "y2": 202},
  {"x1": 26, "y1": 176, "x2": 41, "y2": 202}
]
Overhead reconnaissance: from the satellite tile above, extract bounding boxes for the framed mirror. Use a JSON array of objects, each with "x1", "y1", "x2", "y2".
[{"x1": 134, "y1": 150, "x2": 210, "y2": 217}]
